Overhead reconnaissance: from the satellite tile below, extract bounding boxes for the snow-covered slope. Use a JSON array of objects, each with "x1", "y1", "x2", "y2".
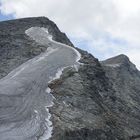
[{"x1": 0, "y1": 26, "x2": 81, "y2": 140}]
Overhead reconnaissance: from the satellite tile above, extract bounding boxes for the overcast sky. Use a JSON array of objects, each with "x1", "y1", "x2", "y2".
[{"x1": 0, "y1": 0, "x2": 140, "y2": 69}]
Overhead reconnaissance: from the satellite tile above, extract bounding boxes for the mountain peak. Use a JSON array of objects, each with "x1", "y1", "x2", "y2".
[
  {"x1": 102, "y1": 54, "x2": 129, "y2": 65},
  {"x1": 101, "y1": 54, "x2": 137, "y2": 70},
  {"x1": 0, "y1": 17, "x2": 140, "y2": 140}
]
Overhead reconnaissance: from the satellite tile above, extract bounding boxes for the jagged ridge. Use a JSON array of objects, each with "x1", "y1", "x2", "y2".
[{"x1": 0, "y1": 17, "x2": 140, "y2": 140}]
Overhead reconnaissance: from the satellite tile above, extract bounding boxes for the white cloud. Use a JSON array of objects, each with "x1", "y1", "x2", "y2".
[{"x1": 0, "y1": 0, "x2": 140, "y2": 69}]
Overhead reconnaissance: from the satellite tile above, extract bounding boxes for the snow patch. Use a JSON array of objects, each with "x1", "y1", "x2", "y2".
[
  {"x1": 41, "y1": 28, "x2": 81, "y2": 64},
  {"x1": 104, "y1": 63, "x2": 121, "y2": 68},
  {"x1": 40, "y1": 66, "x2": 69, "y2": 140},
  {"x1": 35, "y1": 48, "x2": 58, "y2": 63},
  {"x1": 34, "y1": 110, "x2": 38, "y2": 114},
  {"x1": 39, "y1": 108, "x2": 53, "y2": 140},
  {"x1": 45, "y1": 87, "x2": 51, "y2": 94},
  {"x1": 51, "y1": 68, "x2": 64, "y2": 81},
  {"x1": 11, "y1": 67, "x2": 26, "y2": 78}
]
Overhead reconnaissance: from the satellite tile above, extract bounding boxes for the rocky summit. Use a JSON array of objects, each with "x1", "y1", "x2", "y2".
[{"x1": 0, "y1": 17, "x2": 140, "y2": 140}]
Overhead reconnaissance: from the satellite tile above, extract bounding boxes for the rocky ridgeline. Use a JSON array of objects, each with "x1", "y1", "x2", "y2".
[
  {"x1": 0, "y1": 17, "x2": 73, "y2": 79},
  {"x1": 0, "y1": 17, "x2": 140, "y2": 140}
]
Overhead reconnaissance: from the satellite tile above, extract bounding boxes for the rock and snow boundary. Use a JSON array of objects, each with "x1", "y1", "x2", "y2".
[{"x1": 25, "y1": 27, "x2": 81, "y2": 140}]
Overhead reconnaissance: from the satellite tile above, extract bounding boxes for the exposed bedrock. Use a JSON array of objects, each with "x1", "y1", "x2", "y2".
[{"x1": 0, "y1": 17, "x2": 140, "y2": 140}]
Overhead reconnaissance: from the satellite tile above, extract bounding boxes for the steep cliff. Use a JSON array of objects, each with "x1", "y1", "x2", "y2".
[{"x1": 0, "y1": 17, "x2": 140, "y2": 140}]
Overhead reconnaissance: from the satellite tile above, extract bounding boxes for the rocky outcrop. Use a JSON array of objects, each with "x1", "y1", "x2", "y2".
[
  {"x1": 101, "y1": 55, "x2": 140, "y2": 139},
  {"x1": 49, "y1": 51, "x2": 140, "y2": 140},
  {"x1": 49, "y1": 52, "x2": 140, "y2": 140},
  {"x1": 0, "y1": 17, "x2": 140, "y2": 140}
]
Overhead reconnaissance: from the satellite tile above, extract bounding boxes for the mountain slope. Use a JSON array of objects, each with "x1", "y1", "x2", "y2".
[
  {"x1": 0, "y1": 24, "x2": 79, "y2": 140},
  {"x1": 0, "y1": 17, "x2": 73, "y2": 79},
  {"x1": 0, "y1": 17, "x2": 140, "y2": 140},
  {"x1": 50, "y1": 51, "x2": 140, "y2": 140}
]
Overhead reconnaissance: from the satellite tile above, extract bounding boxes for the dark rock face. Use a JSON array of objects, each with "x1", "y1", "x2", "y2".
[
  {"x1": 48, "y1": 52, "x2": 140, "y2": 140},
  {"x1": 49, "y1": 51, "x2": 128, "y2": 140},
  {"x1": 0, "y1": 17, "x2": 140, "y2": 140},
  {"x1": 101, "y1": 55, "x2": 140, "y2": 139}
]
